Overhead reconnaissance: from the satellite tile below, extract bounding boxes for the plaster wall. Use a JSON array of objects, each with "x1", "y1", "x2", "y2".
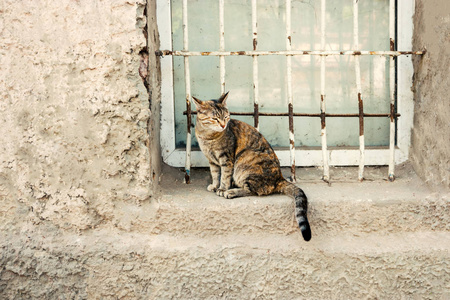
[
  {"x1": 0, "y1": 0, "x2": 153, "y2": 233},
  {"x1": 412, "y1": 0, "x2": 450, "y2": 189}
]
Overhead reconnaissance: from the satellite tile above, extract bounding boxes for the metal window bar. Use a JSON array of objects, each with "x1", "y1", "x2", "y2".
[
  {"x1": 353, "y1": 0, "x2": 365, "y2": 181},
  {"x1": 183, "y1": 0, "x2": 192, "y2": 184},
  {"x1": 252, "y1": 0, "x2": 259, "y2": 130},
  {"x1": 219, "y1": 0, "x2": 225, "y2": 94},
  {"x1": 286, "y1": 0, "x2": 295, "y2": 182},
  {"x1": 157, "y1": 50, "x2": 424, "y2": 56},
  {"x1": 320, "y1": 0, "x2": 329, "y2": 182},
  {"x1": 161, "y1": 0, "x2": 426, "y2": 184},
  {"x1": 388, "y1": 0, "x2": 396, "y2": 181}
]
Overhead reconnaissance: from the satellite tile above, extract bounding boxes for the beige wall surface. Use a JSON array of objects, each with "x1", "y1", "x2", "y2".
[
  {"x1": 412, "y1": 0, "x2": 450, "y2": 189},
  {"x1": 0, "y1": 0, "x2": 152, "y2": 232}
]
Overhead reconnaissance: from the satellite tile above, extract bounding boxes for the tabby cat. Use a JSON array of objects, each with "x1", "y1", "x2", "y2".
[{"x1": 192, "y1": 92, "x2": 311, "y2": 241}]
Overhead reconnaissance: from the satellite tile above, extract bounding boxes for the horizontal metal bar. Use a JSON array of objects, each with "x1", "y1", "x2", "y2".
[
  {"x1": 184, "y1": 111, "x2": 400, "y2": 118},
  {"x1": 157, "y1": 50, "x2": 425, "y2": 57}
]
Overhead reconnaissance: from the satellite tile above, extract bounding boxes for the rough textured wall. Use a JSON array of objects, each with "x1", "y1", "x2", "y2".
[
  {"x1": 0, "y1": 0, "x2": 152, "y2": 233},
  {"x1": 412, "y1": 0, "x2": 450, "y2": 189}
]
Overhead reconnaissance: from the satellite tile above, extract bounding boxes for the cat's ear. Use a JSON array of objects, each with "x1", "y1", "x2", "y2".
[
  {"x1": 192, "y1": 96, "x2": 204, "y2": 109},
  {"x1": 218, "y1": 91, "x2": 229, "y2": 105}
]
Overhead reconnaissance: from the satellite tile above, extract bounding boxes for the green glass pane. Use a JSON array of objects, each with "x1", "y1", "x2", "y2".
[{"x1": 172, "y1": 0, "x2": 391, "y2": 148}]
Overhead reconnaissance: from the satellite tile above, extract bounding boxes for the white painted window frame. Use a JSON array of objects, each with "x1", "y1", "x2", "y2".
[{"x1": 157, "y1": 0, "x2": 416, "y2": 175}]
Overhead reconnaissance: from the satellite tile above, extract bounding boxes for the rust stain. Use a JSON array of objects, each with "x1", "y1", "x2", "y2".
[
  {"x1": 253, "y1": 37, "x2": 257, "y2": 51},
  {"x1": 354, "y1": 51, "x2": 362, "y2": 56},
  {"x1": 358, "y1": 93, "x2": 364, "y2": 136},
  {"x1": 390, "y1": 38, "x2": 395, "y2": 51},
  {"x1": 288, "y1": 36, "x2": 292, "y2": 46},
  {"x1": 320, "y1": 95, "x2": 326, "y2": 129},
  {"x1": 155, "y1": 50, "x2": 171, "y2": 56},
  {"x1": 184, "y1": 173, "x2": 190, "y2": 184},
  {"x1": 186, "y1": 97, "x2": 192, "y2": 134},
  {"x1": 201, "y1": 52, "x2": 211, "y2": 56},
  {"x1": 290, "y1": 165, "x2": 296, "y2": 182},
  {"x1": 288, "y1": 103, "x2": 294, "y2": 132},
  {"x1": 390, "y1": 103, "x2": 395, "y2": 122},
  {"x1": 253, "y1": 102, "x2": 259, "y2": 128}
]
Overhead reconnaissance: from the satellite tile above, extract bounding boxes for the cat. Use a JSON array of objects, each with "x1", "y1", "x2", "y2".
[{"x1": 192, "y1": 92, "x2": 311, "y2": 241}]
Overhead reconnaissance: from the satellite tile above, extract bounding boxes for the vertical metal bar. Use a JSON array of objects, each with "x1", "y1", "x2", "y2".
[
  {"x1": 219, "y1": 0, "x2": 225, "y2": 94},
  {"x1": 388, "y1": 0, "x2": 396, "y2": 181},
  {"x1": 183, "y1": 0, "x2": 192, "y2": 183},
  {"x1": 252, "y1": 0, "x2": 259, "y2": 130},
  {"x1": 320, "y1": 0, "x2": 330, "y2": 182},
  {"x1": 286, "y1": 0, "x2": 295, "y2": 182},
  {"x1": 353, "y1": 0, "x2": 364, "y2": 181}
]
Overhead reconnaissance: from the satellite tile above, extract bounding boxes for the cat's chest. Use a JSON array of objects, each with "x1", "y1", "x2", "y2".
[{"x1": 197, "y1": 137, "x2": 226, "y2": 165}]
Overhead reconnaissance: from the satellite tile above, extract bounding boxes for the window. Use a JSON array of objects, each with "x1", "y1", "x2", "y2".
[{"x1": 157, "y1": 0, "x2": 422, "y2": 181}]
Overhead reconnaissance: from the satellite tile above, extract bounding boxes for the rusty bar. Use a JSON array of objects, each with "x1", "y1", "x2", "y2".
[
  {"x1": 388, "y1": 0, "x2": 396, "y2": 182},
  {"x1": 286, "y1": 0, "x2": 295, "y2": 182},
  {"x1": 156, "y1": 49, "x2": 426, "y2": 57},
  {"x1": 184, "y1": 110, "x2": 401, "y2": 118},
  {"x1": 182, "y1": 0, "x2": 191, "y2": 183},
  {"x1": 320, "y1": 0, "x2": 329, "y2": 182},
  {"x1": 354, "y1": 0, "x2": 364, "y2": 181},
  {"x1": 252, "y1": 0, "x2": 259, "y2": 130}
]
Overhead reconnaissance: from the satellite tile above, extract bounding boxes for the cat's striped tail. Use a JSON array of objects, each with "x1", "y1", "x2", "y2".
[{"x1": 276, "y1": 180, "x2": 311, "y2": 241}]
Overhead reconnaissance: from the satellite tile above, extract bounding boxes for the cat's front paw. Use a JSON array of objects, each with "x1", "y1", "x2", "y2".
[
  {"x1": 216, "y1": 188, "x2": 227, "y2": 197},
  {"x1": 207, "y1": 184, "x2": 219, "y2": 192},
  {"x1": 223, "y1": 190, "x2": 236, "y2": 199}
]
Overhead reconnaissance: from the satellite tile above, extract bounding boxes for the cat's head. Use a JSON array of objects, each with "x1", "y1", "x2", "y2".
[{"x1": 192, "y1": 92, "x2": 230, "y2": 132}]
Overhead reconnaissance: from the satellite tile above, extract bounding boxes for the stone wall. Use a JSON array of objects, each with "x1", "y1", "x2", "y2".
[
  {"x1": 411, "y1": 0, "x2": 450, "y2": 189},
  {"x1": 0, "y1": 0, "x2": 153, "y2": 233}
]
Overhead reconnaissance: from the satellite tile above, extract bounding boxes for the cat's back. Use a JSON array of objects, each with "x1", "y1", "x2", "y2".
[
  {"x1": 228, "y1": 119, "x2": 280, "y2": 165},
  {"x1": 228, "y1": 119, "x2": 265, "y2": 147}
]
